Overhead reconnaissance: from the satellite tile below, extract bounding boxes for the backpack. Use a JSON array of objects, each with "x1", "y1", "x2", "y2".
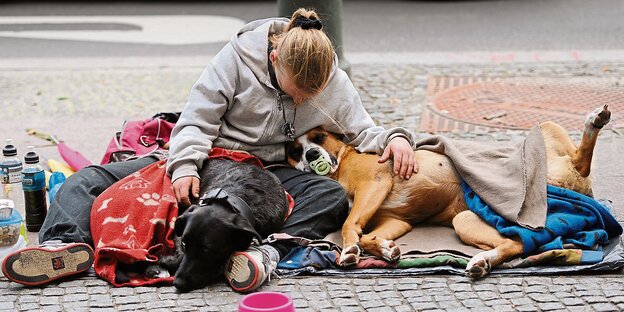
[{"x1": 100, "y1": 112, "x2": 180, "y2": 165}]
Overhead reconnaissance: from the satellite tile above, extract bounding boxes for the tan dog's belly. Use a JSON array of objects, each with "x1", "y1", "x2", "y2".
[
  {"x1": 369, "y1": 150, "x2": 466, "y2": 230},
  {"x1": 345, "y1": 150, "x2": 469, "y2": 265}
]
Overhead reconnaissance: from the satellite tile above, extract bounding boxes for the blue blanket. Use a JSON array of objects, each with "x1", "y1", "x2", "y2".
[{"x1": 462, "y1": 181, "x2": 623, "y2": 257}]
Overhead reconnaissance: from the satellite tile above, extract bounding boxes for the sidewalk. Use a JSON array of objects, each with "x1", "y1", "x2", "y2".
[{"x1": 1, "y1": 59, "x2": 624, "y2": 311}]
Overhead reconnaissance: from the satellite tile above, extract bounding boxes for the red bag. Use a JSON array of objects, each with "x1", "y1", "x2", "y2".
[{"x1": 100, "y1": 113, "x2": 179, "y2": 165}]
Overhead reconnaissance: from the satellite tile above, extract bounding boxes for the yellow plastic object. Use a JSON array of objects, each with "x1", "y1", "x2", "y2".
[
  {"x1": 20, "y1": 222, "x2": 29, "y2": 245},
  {"x1": 47, "y1": 159, "x2": 75, "y2": 178},
  {"x1": 44, "y1": 170, "x2": 52, "y2": 189}
]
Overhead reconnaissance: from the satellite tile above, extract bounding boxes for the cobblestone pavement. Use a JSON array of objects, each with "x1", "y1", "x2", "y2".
[
  {"x1": 1, "y1": 61, "x2": 624, "y2": 311},
  {"x1": 3, "y1": 272, "x2": 624, "y2": 312}
]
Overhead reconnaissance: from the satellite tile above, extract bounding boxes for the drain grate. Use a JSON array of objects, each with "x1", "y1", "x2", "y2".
[{"x1": 419, "y1": 76, "x2": 624, "y2": 133}]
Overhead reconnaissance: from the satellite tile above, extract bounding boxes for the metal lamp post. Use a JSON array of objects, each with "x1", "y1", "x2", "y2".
[{"x1": 277, "y1": 0, "x2": 351, "y2": 76}]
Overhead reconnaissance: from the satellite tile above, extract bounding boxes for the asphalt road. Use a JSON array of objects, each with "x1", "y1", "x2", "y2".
[{"x1": 0, "y1": 0, "x2": 623, "y2": 59}]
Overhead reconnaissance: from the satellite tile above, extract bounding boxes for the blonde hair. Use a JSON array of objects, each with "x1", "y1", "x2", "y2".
[{"x1": 270, "y1": 8, "x2": 335, "y2": 95}]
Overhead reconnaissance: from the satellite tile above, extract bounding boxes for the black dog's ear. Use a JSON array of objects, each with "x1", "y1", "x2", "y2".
[
  {"x1": 175, "y1": 205, "x2": 196, "y2": 237},
  {"x1": 231, "y1": 214, "x2": 261, "y2": 248},
  {"x1": 232, "y1": 230, "x2": 256, "y2": 251},
  {"x1": 174, "y1": 215, "x2": 186, "y2": 237}
]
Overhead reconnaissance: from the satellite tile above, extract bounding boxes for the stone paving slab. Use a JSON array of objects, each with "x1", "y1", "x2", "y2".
[{"x1": 1, "y1": 60, "x2": 624, "y2": 311}]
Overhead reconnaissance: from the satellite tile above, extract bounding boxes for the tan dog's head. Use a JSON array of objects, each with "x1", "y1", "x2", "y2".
[{"x1": 286, "y1": 128, "x2": 345, "y2": 175}]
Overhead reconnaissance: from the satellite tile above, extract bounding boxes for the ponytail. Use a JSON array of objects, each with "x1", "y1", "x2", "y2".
[{"x1": 271, "y1": 8, "x2": 335, "y2": 95}]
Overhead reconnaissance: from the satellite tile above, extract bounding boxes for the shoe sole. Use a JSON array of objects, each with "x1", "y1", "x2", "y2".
[
  {"x1": 225, "y1": 251, "x2": 259, "y2": 293},
  {"x1": 2, "y1": 243, "x2": 94, "y2": 286}
]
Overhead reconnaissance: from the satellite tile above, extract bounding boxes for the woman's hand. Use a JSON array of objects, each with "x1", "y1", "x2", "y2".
[
  {"x1": 172, "y1": 176, "x2": 200, "y2": 206},
  {"x1": 378, "y1": 137, "x2": 418, "y2": 179}
]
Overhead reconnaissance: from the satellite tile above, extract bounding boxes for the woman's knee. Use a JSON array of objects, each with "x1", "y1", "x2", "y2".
[
  {"x1": 308, "y1": 177, "x2": 349, "y2": 219},
  {"x1": 314, "y1": 177, "x2": 348, "y2": 204},
  {"x1": 62, "y1": 166, "x2": 114, "y2": 192},
  {"x1": 322, "y1": 177, "x2": 346, "y2": 195}
]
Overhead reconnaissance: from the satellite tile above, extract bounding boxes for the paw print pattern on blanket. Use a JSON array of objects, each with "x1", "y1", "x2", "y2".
[
  {"x1": 120, "y1": 177, "x2": 151, "y2": 191},
  {"x1": 161, "y1": 194, "x2": 177, "y2": 203},
  {"x1": 136, "y1": 193, "x2": 161, "y2": 206}
]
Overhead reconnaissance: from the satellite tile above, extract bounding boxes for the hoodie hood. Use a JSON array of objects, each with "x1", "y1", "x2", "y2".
[{"x1": 230, "y1": 18, "x2": 289, "y2": 89}]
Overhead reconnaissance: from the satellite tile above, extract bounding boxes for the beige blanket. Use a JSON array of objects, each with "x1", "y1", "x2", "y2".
[
  {"x1": 325, "y1": 226, "x2": 482, "y2": 259},
  {"x1": 415, "y1": 125, "x2": 548, "y2": 229}
]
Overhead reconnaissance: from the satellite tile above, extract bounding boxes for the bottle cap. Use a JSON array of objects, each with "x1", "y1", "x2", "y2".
[
  {"x1": 2, "y1": 139, "x2": 17, "y2": 157},
  {"x1": 24, "y1": 146, "x2": 39, "y2": 164}
]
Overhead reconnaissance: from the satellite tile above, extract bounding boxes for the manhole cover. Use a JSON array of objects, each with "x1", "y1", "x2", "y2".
[{"x1": 419, "y1": 76, "x2": 624, "y2": 133}]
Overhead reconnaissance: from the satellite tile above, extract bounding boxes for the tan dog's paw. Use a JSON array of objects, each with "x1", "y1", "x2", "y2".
[
  {"x1": 380, "y1": 240, "x2": 401, "y2": 262},
  {"x1": 360, "y1": 236, "x2": 401, "y2": 262},
  {"x1": 587, "y1": 104, "x2": 611, "y2": 130},
  {"x1": 465, "y1": 250, "x2": 495, "y2": 279},
  {"x1": 465, "y1": 260, "x2": 490, "y2": 279},
  {"x1": 338, "y1": 245, "x2": 360, "y2": 267}
]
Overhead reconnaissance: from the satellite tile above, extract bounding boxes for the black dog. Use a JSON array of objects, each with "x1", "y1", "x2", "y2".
[{"x1": 146, "y1": 158, "x2": 289, "y2": 292}]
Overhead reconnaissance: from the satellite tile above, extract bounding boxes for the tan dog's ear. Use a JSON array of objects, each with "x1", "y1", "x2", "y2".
[
  {"x1": 310, "y1": 131, "x2": 327, "y2": 144},
  {"x1": 162, "y1": 142, "x2": 170, "y2": 150},
  {"x1": 286, "y1": 140, "x2": 304, "y2": 162}
]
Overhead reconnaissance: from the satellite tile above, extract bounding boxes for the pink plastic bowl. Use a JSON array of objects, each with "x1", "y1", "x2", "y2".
[{"x1": 238, "y1": 291, "x2": 295, "y2": 312}]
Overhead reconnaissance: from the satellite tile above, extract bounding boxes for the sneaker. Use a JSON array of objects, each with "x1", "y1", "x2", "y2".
[
  {"x1": 2, "y1": 240, "x2": 94, "y2": 286},
  {"x1": 225, "y1": 245, "x2": 278, "y2": 293}
]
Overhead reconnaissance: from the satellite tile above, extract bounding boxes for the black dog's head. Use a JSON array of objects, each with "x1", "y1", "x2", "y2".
[{"x1": 171, "y1": 200, "x2": 257, "y2": 291}]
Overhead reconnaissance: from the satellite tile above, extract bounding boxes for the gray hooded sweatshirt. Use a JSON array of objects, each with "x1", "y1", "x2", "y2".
[{"x1": 167, "y1": 18, "x2": 415, "y2": 182}]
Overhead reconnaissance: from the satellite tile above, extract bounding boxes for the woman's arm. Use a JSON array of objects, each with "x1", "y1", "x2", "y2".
[
  {"x1": 166, "y1": 44, "x2": 239, "y2": 202},
  {"x1": 321, "y1": 69, "x2": 418, "y2": 178}
]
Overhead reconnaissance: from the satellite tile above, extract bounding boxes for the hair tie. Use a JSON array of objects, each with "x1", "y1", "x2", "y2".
[{"x1": 293, "y1": 16, "x2": 323, "y2": 30}]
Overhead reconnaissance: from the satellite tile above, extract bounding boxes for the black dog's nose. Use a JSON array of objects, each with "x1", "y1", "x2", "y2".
[{"x1": 305, "y1": 148, "x2": 322, "y2": 162}]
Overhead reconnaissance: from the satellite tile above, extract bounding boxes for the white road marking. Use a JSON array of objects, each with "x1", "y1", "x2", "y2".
[
  {"x1": 0, "y1": 15, "x2": 246, "y2": 45},
  {"x1": 2, "y1": 50, "x2": 624, "y2": 70}
]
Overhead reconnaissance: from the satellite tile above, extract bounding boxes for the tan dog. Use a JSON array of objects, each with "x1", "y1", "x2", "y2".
[{"x1": 286, "y1": 105, "x2": 611, "y2": 278}]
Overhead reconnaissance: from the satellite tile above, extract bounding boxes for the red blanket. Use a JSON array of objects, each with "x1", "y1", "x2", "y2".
[
  {"x1": 91, "y1": 159, "x2": 177, "y2": 286},
  {"x1": 91, "y1": 148, "x2": 268, "y2": 287}
]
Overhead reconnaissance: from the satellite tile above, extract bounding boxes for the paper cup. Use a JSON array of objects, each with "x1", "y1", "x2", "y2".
[{"x1": 238, "y1": 291, "x2": 295, "y2": 312}]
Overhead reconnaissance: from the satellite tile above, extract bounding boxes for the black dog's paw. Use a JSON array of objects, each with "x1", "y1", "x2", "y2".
[
  {"x1": 159, "y1": 254, "x2": 182, "y2": 271},
  {"x1": 145, "y1": 264, "x2": 171, "y2": 279},
  {"x1": 154, "y1": 235, "x2": 183, "y2": 275},
  {"x1": 114, "y1": 269, "x2": 131, "y2": 285}
]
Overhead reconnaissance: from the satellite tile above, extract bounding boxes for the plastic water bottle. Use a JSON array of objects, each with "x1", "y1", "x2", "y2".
[
  {"x1": 21, "y1": 146, "x2": 47, "y2": 232},
  {"x1": 0, "y1": 139, "x2": 25, "y2": 218}
]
